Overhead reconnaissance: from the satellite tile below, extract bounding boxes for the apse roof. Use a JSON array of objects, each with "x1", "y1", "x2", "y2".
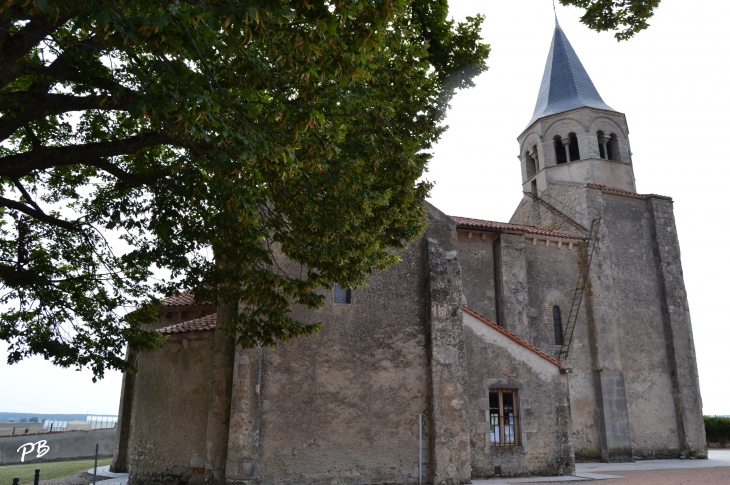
[{"x1": 526, "y1": 19, "x2": 616, "y2": 129}]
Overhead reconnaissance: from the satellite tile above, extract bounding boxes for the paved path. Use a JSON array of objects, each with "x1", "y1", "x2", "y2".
[
  {"x1": 86, "y1": 450, "x2": 730, "y2": 485},
  {"x1": 472, "y1": 449, "x2": 730, "y2": 484},
  {"x1": 86, "y1": 465, "x2": 128, "y2": 485}
]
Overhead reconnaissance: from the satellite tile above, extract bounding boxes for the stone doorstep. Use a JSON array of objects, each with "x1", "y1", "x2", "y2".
[{"x1": 87, "y1": 465, "x2": 129, "y2": 485}]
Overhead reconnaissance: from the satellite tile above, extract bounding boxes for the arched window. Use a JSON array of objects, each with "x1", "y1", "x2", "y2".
[
  {"x1": 554, "y1": 136, "x2": 567, "y2": 165},
  {"x1": 597, "y1": 131, "x2": 606, "y2": 159},
  {"x1": 552, "y1": 306, "x2": 563, "y2": 345},
  {"x1": 607, "y1": 134, "x2": 620, "y2": 162},
  {"x1": 568, "y1": 133, "x2": 580, "y2": 161},
  {"x1": 525, "y1": 153, "x2": 536, "y2": 179}
]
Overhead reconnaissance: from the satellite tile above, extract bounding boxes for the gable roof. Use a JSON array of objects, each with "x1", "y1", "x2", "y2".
[
  {"x1": 450, "y1": 216, "x2": 583, "y2": 240},
  {"x1": 461, "y1": 306, "x2": 563, "y2": 369},
  {"x1": 159, "y1": 313, "x2": 217, "y2": 335},
  {"x1": 527, "y1": 19, "x2": 616, "y2": 129}
]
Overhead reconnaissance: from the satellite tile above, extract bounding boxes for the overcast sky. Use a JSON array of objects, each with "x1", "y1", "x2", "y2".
[{"x1": 1, "y1": 0, "x2": 728, "y2": 417}]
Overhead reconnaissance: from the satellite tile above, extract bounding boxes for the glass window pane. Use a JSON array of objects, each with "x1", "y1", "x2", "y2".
[{"x1": 334, "y1": 283, "x2": 351, "y2": 304}]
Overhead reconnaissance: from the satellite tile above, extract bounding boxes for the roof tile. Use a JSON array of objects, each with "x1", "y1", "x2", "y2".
[
  {"x1": 585, "y1": 183, "x2": 672, "y2": 201},
  {"x1": 462, "y1": 306, "x2": 563, "y2": 369},
  {"x1": 450, "y1": 216, "x2": 583, "y2": 240},
  {"x1": 159, "y1": 313, "x2": 217, "y2": 335}
]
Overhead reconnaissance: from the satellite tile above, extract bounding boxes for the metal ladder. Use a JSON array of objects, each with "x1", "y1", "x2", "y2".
[{"x1": 557, "y1": 217, "x2": 601, "y2": 362}]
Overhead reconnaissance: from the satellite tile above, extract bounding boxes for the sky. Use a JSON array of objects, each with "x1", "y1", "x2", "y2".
[{"x1": 1, "y1": 0, "x2": 728, "y2": 417}]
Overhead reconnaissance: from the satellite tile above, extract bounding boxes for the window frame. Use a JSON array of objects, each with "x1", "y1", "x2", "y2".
[{"x1": 488, "y1": 388, "x2": 521, "y2": 446}]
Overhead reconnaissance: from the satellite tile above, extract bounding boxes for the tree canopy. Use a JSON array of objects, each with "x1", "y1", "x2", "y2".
[{"x1": 0, "y1": 0, "x2": 660, "y2": 379}]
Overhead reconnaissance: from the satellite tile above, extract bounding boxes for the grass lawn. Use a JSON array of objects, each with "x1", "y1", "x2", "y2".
[{"x1": 0, "y1": 458, "x2": 112, "y2": 485}]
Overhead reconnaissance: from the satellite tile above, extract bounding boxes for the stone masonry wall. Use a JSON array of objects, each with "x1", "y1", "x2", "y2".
[
  {"x1": 225, "y1": 227, "x2": 432, "y2": 484},
  {"x1": 520, "y1": 232, "x2": 602, "y2": 461},
  {"x1": 648, "y1": 198, "x2": 707, "y2": 457},
  {"x1": 463, "y1": 318, "x2": 573, "y2": 479},
  {"x1": 600, "y1": 194, "x2": 682, "y2": 459},
  {"x1": 510, "y1": 184, "x2": 587, "y2": 238},
  {"x1": 426, "y1": 204, "x2": 472, "y2": 484},
  {"x1": 128, "y1": 332, "x2": 214, "y2": 485},
  {"x1": 455, "y1": 231, "x2": 497, "y2": 322}
]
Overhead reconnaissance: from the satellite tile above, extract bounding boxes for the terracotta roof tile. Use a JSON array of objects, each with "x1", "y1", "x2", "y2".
[
  {"x1": 159, "y1": 313, "x2": 217, "y2": 335},
  {"x1": 461, "y1": 306, "x2": 563, "y2": 369},
  {"x1": 585, "y1": 183, "x2": 672, "y2": 201},
  {"x1": 162, "y1": 291, "x2": 214, "y2": 308},
  {"x1": 162, "y1": 291, "x2": 196, "y2": 307},
  {"x1": 450, "y1": 216, "x2": 583, "y2": 240}
]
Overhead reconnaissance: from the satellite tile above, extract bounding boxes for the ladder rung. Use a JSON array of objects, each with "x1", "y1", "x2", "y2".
[{"x1": 558, "y1": 217, "x2": 601, "y2": 362}]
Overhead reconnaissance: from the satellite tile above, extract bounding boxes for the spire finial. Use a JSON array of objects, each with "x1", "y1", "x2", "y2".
[{"x1": 553, "y1": 0, "x2": 559, "y2": 24}]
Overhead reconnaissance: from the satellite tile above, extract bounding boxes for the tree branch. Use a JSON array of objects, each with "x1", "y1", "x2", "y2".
[
  {"x1": 11, "y1": 178, "x2": 42, "y2": 213},
  {"x1": 0, "y1": 15, "x2": 72, "y2": 86},
  {"x1": 0, "y1": 92, "x2": 132, "y2": 143},
  {"x1": 0, "y1": 195, "x2": 78, "y2": 231},
  {"x1": 0, "y1": 133, "x2": 175, "y2": 180}
]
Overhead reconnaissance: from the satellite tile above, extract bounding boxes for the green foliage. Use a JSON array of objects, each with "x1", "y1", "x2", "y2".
[
  {"x1": 704, "y1": 416, "x2": 730, "y2": 444},
  {"x1": 19, "y1": 418, "x2": 27, "y2": 422},
  {"x1": 0, "y1": 0, "x2": 489, "y2": 378},
  {"x1": 29, "y1": 417, "x2": 38, "y2": 422},
  {"x1": 561, "y1": 0, "x2": 662, "y2": 40}
]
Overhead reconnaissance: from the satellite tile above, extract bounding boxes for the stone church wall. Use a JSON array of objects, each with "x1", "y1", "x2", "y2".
[
  {"x1": 521, "y1": 233, "x2": 603, "y2": 461},
  {"x1": 463, "y1": 312, "x2": 573, "y2": 478},
  {"x1": 224, "y1": 235, "x2": 432, "y2": 485},
  {"x1": 456, "y1": 231, "x2": 497, "y2": 321},
  {"x1": 600, "y1": 193, "x2": 681, "y2": 458},
  {"x1": 128, "y1": 331, "x2": 215, "y2": 485}
]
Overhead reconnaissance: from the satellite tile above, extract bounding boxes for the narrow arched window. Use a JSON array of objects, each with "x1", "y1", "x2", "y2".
[
  {"x1": 525, "y1": 153, "x2": 536, "y2": 179},
  {"x1": 554, "y1": 136, "x2": 567, "y2": 165},
  {"x1": 607, "y1": 134, "x2": 620, "y2": 162},
  {"x1": 597, "y1": 131, "x2": 606, "y2": 159},
  {"x1": 568, "y1": 133, "x2": 580, "y2": 161},
  {"x1": 552, "y1": 306, "x2": 563, "y2": 345}
]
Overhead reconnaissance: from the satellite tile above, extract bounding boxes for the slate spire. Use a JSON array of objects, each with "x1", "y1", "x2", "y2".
[{"x1": 527, "y1": 19, "x2": 615, "y2": 128}]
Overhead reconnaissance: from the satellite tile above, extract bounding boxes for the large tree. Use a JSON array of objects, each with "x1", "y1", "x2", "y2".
[{"x1": 0, "y1": 0, "x2": 660, "y2": 379}]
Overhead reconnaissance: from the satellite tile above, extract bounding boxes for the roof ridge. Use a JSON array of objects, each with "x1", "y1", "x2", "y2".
[{"x1": 461, "y1": 306, "x2": 563, "y2": 369}]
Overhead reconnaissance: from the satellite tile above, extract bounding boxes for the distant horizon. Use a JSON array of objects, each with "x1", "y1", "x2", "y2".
[{"x1": 0, "y1": 412, "x2": 117, "y2": 420}]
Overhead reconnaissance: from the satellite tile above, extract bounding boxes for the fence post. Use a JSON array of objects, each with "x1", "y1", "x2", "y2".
[
  {"x1": 34, "y1": 469, "x2": 40, "y2": 485},
  {"x1": 93, "y1": 443, "x2": 99, "y2": 485}
]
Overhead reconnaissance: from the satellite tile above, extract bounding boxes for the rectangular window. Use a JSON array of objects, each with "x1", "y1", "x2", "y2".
[
  {"x1": 489, "y1": 389, "x2": 520, "y2": 446},
  {"x1": 334, "y1": 283, "x2": 351, "y2": 304}
]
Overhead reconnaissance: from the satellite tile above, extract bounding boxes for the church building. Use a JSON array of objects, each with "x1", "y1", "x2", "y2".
[{"x1": 111, "y1": 20, "x2": 706, "y2": 485}]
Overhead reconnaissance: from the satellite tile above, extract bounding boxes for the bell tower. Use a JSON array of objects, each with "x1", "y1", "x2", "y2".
[{"x1": 517, "y1": 20, "x2": 636, "y2": 195}]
